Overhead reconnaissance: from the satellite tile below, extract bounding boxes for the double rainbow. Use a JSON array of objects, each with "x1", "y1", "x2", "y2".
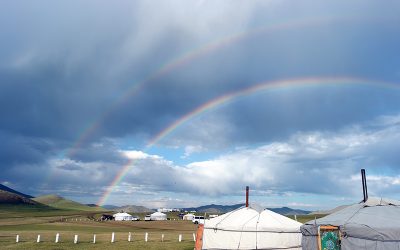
[{"x1": 97, "y1": 77, "x2": 399, "y2": 206}]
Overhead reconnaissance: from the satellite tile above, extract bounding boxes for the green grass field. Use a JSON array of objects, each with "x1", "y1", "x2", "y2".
[
  {"x1": 0, "y1": 205, "x2": 197, "y2": 249},
  {"x1": 0, "y1": 231, "x2": 196, "y2": 250},
  {"x1": 0, "y1": 205, "x2": 327, "y2": 249},
  {"x1": 286, "y1": 214, "x2": 327, "y2": 224}
]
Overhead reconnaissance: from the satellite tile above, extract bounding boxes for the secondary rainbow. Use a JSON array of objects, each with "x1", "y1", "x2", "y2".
[
  {"x1": 97, "y1": 76, "x2": 399, "y2": 206},
  {"x1": 65, "y1": 16, "x2": 346, "y2": 158}
]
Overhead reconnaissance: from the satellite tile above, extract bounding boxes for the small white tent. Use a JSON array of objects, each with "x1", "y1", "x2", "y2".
[
  {"x1": 183, "y1": 213, "x2": 195, "y2": 220},
  {"x1": 150, "y1": 211, "x2": 167, "y2": 221},
  {"x1": 113, "y1": 212, "x2": 134, "y2": 221},
  {"x1": 198, "y1": 206, "x2": 302, "y2": 250}
]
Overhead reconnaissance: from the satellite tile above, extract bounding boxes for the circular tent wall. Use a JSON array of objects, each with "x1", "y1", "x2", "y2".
[
  {"x1": 183, "y1": 213, "x2": 195, "y2": 220},
  {"x1": 113, "y1": 212, "x2": 133, "y2": 221},
  {"x1": 301, "y1": 197, "x2": 400, "y2": 250},
  {"x1": 200, "y1": 206, "x2": 302, "y2": 250},
  {"x1": 150, "y1": 212, "x2": 167, "y2": 221}
]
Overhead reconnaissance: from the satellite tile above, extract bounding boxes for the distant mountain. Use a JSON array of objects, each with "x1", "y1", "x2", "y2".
[
  {"x1": 269, "y1": 207, "x2": 310, "y2": 215},
  {"x1": 113, "y1": 205, "x2": 154, "y2": 213},
  {"x1": 310, "y1": 205, "x2": 349, "y2": 215},
  {"x1": 183, "y1": 204, "x2": 245, "y2": 214},
  {"x1": 102, "y1": 204, "x2": 119, "y2": 210},
  {"x1": 86, "y1": 203, "x2": 105, "y2": 209},
  {"x1": 0, "y1": 190, "x2": 38, "y2": 205},
  {"x1": 33, "y1": 195, "x2": 105, "y2": 211},
  {"x1": 183, "y1": 204, "x2": 311, "y2": 215},
  {"x1": 0, "y1": 184, "x2": 33, "y2": 199}
]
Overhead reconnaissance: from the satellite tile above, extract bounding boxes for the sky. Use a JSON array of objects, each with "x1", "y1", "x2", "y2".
[{"x1": 1, "y1": 0, "x2": 400, "y2": 210}]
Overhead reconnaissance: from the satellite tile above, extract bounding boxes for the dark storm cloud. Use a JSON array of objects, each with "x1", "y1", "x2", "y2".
[
  {"x1": 2, "y1": 0, "x2": 400, "y2": 204},
  {"x1": 2, "y1": 1, "x2": 400, "y2": 146},
  {"x1": 226, "y1": 85, "x2": 400, "y2": 144},
  {"x1": 105, "y1": 16, "x2": 400, "y2": 148},
  {"x1": 0, "y1": 131, "x2": 54, "y2": 166}
]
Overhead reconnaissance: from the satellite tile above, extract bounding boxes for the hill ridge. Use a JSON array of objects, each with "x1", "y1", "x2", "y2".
[
  {"x1": 0, "y1": 184, "x2": 33, "y2": 198},
  {"x1": 33, "y1": 194, "x2": 106, "y2": 211},
  {"x1": 112, "y1": 205, "x2": 154, "y2": 213},
  {"x1": 182, "y1": 203, "x2": 311, "y2": 215},
  {"x1": 0, "y1": 190, "x2": 38, "y2": 205}
]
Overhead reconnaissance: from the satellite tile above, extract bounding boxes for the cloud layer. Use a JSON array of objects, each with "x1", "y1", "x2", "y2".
[
  {"x1": 1, "y1": 1, "x2": 400, "y2": 208},
  {"x1": 5, "y1": 113, "x2": 400, "y2": 208}
]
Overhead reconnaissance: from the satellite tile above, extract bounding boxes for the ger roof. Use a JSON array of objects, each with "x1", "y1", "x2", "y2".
[
  {"x1": 113, "y1": 212, "x2": 132, "y2": 216},
  {"x1": 303, "y1": 197, "x2": 400, "y2": 241},
  {"x1": 305, "y1": 197, "x2": 400, "y2": 227},
  {"x1": 151, "y1": 211, "x2": 166, "y2": 216},
  {"x1": 205, "y1": 206, "x2": 302, "y2": 232}
]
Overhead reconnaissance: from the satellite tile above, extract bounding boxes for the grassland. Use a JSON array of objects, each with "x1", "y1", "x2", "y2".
[
  {"x1": 0, "y1": 205, "x2": 327, "y2": 249},
  {"x1": 0, "y1": 205, "x2": 197, "y2": 249},
  {"x1": 286, "y1": 214, "x2": 327, "y2": 224}
]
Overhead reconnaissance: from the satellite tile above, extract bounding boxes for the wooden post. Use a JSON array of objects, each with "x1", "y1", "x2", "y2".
[
  {"x1": 161, "y1": 234, "x2": 164, "y2": 242},
  {"x1": 16, "y1": 235, "x2": 19, "y2": 243},
  {"x1": 55, "y1": 233, "x2": 60, "y2": 243},
  {"x1": 193, "y1": 233, "x2": 196, "y2": 241},
  {"x1": 179, "y1": 234, "x2": 182, "y2": 242},
  {"x1": 145, "y1": 232, "x2": 148, "y2": 242},
  {"x1": 74, "y1": 235, "x2": 78, "y2": 244},
  {"x1": 36, "y1": 235, "x2": 41, "y2": 243},
  {"x1": 111, "y1": 232, "x2": 115, "y2": 243},
  {"x1": 128, "y1": 232, "x2": 131, "y2": 242},
  {"x1": 93, "y1": 234, "x2": 96, "y2": 244},
  {"x1": 194, "y1": 224, "x2": 204, "y2": 250}
]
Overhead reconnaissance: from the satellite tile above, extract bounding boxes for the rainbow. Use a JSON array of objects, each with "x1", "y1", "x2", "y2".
[
  {"x1": 96, "y1": 76, "x2": 400, "y2": 206},
  {"x1": 96, "y1": 157, "x2": 134, "y2": 206},
  {"x1": 65, "y1": 15, "x2": 350, "y2": 158}
]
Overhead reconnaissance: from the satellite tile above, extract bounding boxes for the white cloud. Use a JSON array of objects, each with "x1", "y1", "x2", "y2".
[
  {"x1": 110, "y1": 114, "x2": 400, "y2": 201},
  {"x1": 171, "y1": 114, "x2": 400, "y2": 197},
  {"x1": 15, "y1": 113, "x2": 400, "y2": 206},
  {"x1": 122, "y1": 150, "x2": 150, "y2": 160},
  {"x1": 286, "y1": 202, "x2": 315, "y2": 207},
  {"x1": 182, "y1": 145, "x2": 205, "y2": 158},
  {"x1": 351, "y1": 174, "x2": 400, "y2": 193}
]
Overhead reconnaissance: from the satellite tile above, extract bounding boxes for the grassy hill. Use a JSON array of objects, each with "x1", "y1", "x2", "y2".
[
  {"x1": 102, "y1": 204, "x2": 119, "y2": 210},
  {"x1": 0, "y1": 190, "x2": 61, "y2": 219},
  {"x1": 33, "y1": 194, "x2": 106, "y2": 212},
  {"x1": 0, "y1": 184, "x2": 33, "y2": 198},
  {"x1": 0, "y1": 190, "x2": 38, "y2": 205}
]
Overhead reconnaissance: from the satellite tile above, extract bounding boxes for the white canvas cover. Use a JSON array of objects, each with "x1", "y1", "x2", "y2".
[
  {"x1": 183, "y1": 213, "x2": 195, "y2": 220},
  {"x1": 150, "y1": 211, "x2": 167, "y2": 221},
  {"x1": 113, "y1": 212, "x2": 133, "y2": 221},
  {"x1": 202, "y1": 206, "x2": 302, "y2": 249}
]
